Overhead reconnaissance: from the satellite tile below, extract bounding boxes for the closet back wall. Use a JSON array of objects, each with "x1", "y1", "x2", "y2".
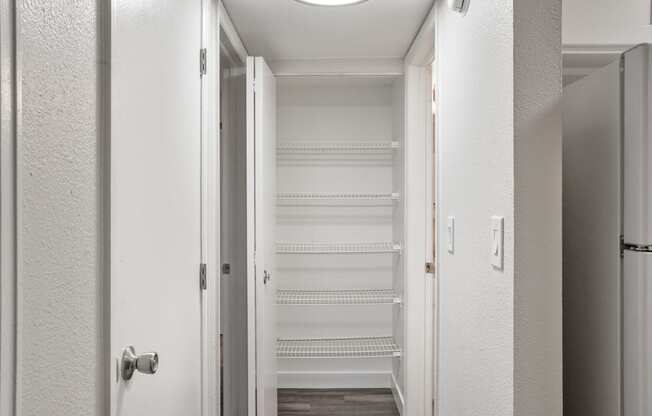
[{"x1": 276, "y1": 77, "x2": 402, "y2": 388}]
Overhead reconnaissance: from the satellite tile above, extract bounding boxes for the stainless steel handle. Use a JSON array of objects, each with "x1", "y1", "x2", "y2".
[{"x1": 121, "y1": 346, "x2": 159, "y2": 381}]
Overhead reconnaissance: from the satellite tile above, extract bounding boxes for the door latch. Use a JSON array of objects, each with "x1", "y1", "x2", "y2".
[{"x1": 263, "y1": 270, "x2": 271, "y2": 285}]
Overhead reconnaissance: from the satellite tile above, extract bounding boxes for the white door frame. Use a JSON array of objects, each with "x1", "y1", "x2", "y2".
[
  {"x1": 403, "y1": 5, "x2": 436, "y2": 416},
  {"x1": 200, "y1": 2, "x2": 248, "y2": 416},
  {"x1": 0, "y1": 0, "x2": 18, "y2": 413},
  {"x1": 200, "y1": 1, "x2": 218, "y2": 415}
]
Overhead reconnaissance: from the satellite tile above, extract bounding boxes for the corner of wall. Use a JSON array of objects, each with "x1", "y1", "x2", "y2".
[{"x1": 513, "y1": 0, "x2": 563, "y2": 414}]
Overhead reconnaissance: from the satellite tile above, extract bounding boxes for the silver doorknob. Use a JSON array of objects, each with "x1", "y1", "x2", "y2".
[{"x1": 121, "y1": 346, "x2": 159, "y2": 381}]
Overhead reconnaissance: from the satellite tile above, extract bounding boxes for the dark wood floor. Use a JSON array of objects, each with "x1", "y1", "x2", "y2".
[{"x1": 278, "y1": 389, "x2": 399, "y2": 416}]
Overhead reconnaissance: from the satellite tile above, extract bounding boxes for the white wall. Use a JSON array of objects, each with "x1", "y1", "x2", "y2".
[
  {"x1": 436, "y1": 2, "x2": 515, "y2": 413},
  {"x1": 436, "y1": 0, "x2": 562, "y2": 414},
  {"x1": 562, "y1": 60, "x2": 622, "y2": 416},
  {"x1": 563, "y1": 0, "x2": 652, "y2": 45},
  {"x1": 391, "y1": 76, "x2": 405, "y2": 403},
  {"x1": 18, "y1": 1, "x2": 104, "y2": 415},
  {"x1": 513, "y1": 0, "x2": 563, "y2": 414}
]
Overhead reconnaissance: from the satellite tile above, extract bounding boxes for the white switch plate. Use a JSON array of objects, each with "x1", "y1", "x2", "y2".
[
  {"x1": 447, "y1": 216, "x2": 455, "y2": 253},
  {"x1": 490, "y1": 216, "x2": 504, "y2": 269}
]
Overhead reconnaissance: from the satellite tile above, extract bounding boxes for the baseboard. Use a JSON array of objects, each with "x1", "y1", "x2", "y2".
[
  {"x1": 278, "y1": 371, "x2": 392, "y2": 389},
  {"x1": 390, "y1": 373, "x2": 405, "y2": 415}
]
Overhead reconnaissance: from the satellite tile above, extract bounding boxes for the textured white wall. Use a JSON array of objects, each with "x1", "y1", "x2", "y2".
[
  {"x1": 563, "y1": 0, "x2": 652, "y2": 45},
  {"x1": 436, "y1": 1, "x2": 515, "y2": 414},
  {"x1": 19, "y1": 1, "x2": 103, "y2": 415},
  {"x1": 514, "y1": 0, "x2": 563, "y2": 414},
  {"x1": 436, "y1": 0, "x2": 562, "y2": 414}
]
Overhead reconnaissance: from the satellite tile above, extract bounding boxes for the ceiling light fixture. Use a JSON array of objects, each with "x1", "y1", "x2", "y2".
[
  {"x1": 294, "y1": 0, "x2": 369, "y2": 6},
  {"x1": 448, "y1": 0, "x2": 469, "y2": 13}
]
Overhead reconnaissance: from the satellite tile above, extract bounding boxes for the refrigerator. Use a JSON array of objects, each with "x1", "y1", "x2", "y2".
[{"x1": 563, "y1": 43, "x2": 652, "y2": 416}]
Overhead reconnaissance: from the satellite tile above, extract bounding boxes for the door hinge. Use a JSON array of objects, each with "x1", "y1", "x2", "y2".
[
  {"x1": 200, "y1": 48, "x2": 207, "y2": 76},
  {"x1": 199, "y1": 263, "x2": 207, "y2": 290},
  {"x1": 425, "y1": 262, "x2": 434, "y2": 274}
]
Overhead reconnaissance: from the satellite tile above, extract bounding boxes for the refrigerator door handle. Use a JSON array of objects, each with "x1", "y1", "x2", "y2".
[{"x1": 623, "y1": 242, "x2": 652, "y2": 253}]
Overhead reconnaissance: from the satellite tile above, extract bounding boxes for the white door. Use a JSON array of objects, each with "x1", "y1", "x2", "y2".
[
  {"x1": 110, "y1": 1, "x2": 202, "y2": 415},
  {"x1": 246, "y1": 56, "x2": 278, "y2": 416}
]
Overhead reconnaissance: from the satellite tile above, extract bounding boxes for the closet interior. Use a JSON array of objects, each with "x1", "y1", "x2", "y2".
[
  {"x1": 275, "y1": 75, "x2": 406, "y2": 397},
  {"x1": 218, "y1": 13, "x2": 425, "y2": 415},
  {"x1": 218, "y1": 46, "x2": 414, "y2": 415}
]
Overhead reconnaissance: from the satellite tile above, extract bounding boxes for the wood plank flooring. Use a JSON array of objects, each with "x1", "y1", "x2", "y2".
[{"x1": 278, "y1": 389, "x2": 399, "y2": 416}]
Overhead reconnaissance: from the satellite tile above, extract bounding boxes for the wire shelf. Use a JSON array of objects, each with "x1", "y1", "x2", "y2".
[
  {"x1": 277, "y1": 141, "x2": 400, "y2": 154},
  {"x1": 277, "y1": 336, "x2": 401, "y2": 359},
  {"x1": 277, "y1": 289, "x2": 401, "y2": 305},
  {"x1": 276, "y1": 242, "x2": 401, "y2": 254},
  {"x1": 276, "y1": 192, "x2": 399, "y2": 203}
]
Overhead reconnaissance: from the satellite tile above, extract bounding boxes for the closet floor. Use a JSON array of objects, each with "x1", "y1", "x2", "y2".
[{"x1": 278, "y1": 388, "x2": 399, "y2": 416}]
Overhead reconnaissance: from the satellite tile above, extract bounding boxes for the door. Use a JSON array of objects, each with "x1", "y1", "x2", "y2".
[
  {"x1": 110, "y1": 1, "x2": 202, "y2": 415},
  {"x1": 246, "y1": 56, "x2": 278, "y2": 416}
]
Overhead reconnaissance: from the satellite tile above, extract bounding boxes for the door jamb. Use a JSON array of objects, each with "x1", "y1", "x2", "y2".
[
  {"x1": 200, "y1": 2, "x2": 248, "y2": 416},
  {"x1": 200, "y1": 1, "x2": 219, "y2": 416},
  {"x1": 0, "y1": 0, "x2": 18, "y2": 414},
  {"x1": 403, "y1": 5, "x2": 436, "y2": 416}
]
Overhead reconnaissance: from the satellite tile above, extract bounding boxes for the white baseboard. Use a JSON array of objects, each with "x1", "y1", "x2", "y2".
[
  {"x1": 391, "y1": 373, "x2": 405, "y2": 415},
  {"x1": 278, "y1": 371, "x2": 392, "y2": 389}
]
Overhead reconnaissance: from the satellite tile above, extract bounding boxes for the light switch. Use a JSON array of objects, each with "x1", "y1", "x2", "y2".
[
  {"x1": 490, "y1": 216, "x2": 504, "y2": 269},
  {"x1": 447, "y1": 216, "x2": 455, "y2": 253}
]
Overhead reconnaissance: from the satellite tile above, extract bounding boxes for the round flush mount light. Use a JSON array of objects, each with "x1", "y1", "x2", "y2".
[{"x1": 294, "y1": 0, "x2": 369, "y2": 6}]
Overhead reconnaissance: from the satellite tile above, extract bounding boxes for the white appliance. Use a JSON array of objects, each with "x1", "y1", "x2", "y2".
[{"x1": 563, "y1": 43, "x2": 652, "y2": 416}]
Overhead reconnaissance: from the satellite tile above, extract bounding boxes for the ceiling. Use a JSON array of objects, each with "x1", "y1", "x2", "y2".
[{"x1": 222, "y1": 0, "x2": 434, "y2": 61}]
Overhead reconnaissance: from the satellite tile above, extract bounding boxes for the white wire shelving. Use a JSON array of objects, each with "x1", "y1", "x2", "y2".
[
  {"x1": 276, "y1": 192, "x2": 400, "y2": 203},
  {"x1": 277, "y1": 289, "x2": 401, "y2": 306},
  {"x1": 277, "y1": 336, "x2": 401, "y2": 359},
  {"x1": 277, "y1": 141, "x2": 400, "y2": 155},
  {"x1": 276, "y1": 241, "x2": 401, "y2": 254}
]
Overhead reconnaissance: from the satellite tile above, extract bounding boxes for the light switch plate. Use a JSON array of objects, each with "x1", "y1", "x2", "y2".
[
  {"x1": 490, "y1": 216, "x2": 504, "y2": 269},
  {"x1": 447, "y1": 216, "x2": 455, "y2": 253}
]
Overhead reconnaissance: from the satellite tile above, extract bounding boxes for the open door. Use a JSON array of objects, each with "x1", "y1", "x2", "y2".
[
  {"x1": 110, "y1": 0, "x2": 202, "y2": 415},
  {"x1": 246, "y1": 56, "x2": 278, "y2": 416}
]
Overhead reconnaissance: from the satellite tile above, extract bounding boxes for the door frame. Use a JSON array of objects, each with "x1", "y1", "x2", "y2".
[
  {"x1": 200, "y1": 2, "x2": 248, "y2": 416},
  {"x1": 0, "y1": 0, "x2": 18, "y2": 413},
  {"x1": 200, "y1": 1, "x2": 218, "y2": 415},
  {"x1": 403, "y1": 5, "x2": 437, "y2": 416}
]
